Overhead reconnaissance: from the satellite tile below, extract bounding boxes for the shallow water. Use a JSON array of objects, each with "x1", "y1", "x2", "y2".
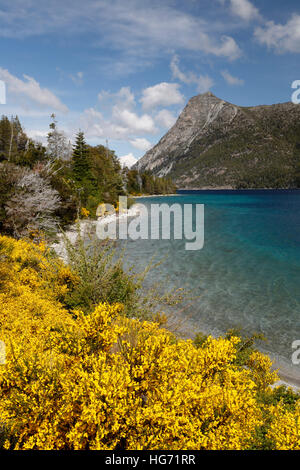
[{"x1": 120, "y1": 190, "x2": 300, "y2": 384}]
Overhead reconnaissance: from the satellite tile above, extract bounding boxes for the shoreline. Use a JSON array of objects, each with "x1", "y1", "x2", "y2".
[
  {"x1": 51, "y1": 204, "x2": 300, "y2": 394},
  {"x1": 177, "y1": 188, "x2": 300, "y2": 192},
  {"x1": 177, "y1": 315, "x2": 300, "y2": 393},
  {"x1": 272, "y1": 375, "x2": 300, "y2": 392},
  {"x1": 133, "y1": 189, "x2": 300, "y2": 196},
  {"x1": 132, "y1": 193, "x2": 178, "y2": 198},
  {"x1": 51, "y1": 205, "x2": 141, "y2": 262}
]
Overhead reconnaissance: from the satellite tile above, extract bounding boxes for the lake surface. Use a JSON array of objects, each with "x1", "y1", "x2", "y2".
[{"x1": 120, "y1": 190, "x2": 300, "y2": 385}]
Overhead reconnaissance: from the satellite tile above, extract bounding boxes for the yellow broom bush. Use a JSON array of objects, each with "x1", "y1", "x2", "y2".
[{"x1": 0, "y1": 235, "x2": 299, "y2": 450}]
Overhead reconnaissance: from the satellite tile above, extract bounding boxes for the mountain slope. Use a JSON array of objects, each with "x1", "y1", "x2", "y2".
[{"x1": 134, "y1": 92, "x2": 300, "y2": 188}]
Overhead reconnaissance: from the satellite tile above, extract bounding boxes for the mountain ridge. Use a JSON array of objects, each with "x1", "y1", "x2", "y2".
[{"x1": 134, "y1": 92, "x2": 300, "y2": 189}]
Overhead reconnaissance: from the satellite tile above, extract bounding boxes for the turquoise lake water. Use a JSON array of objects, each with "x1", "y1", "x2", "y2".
[{"x1": 120, "y1": 190, "x2": 300, "y2": 384}]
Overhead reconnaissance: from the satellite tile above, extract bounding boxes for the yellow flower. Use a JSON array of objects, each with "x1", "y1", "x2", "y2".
[
  {"x1": 0, "y1": 235, "x2": 298, "y2": 451},
  {"x1": 80, "y1": 207, "x2": 90, "y2": 218}
]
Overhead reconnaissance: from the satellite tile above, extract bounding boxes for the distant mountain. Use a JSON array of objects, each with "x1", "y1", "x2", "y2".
[
  {"x1": 134, "y1": 92, "x2": 300, "y2": 189},
  {"x1": 119, "y1": 153, "x2": 138, "y2": 169}
]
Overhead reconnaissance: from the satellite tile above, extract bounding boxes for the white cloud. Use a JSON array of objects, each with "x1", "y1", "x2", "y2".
[
  {"x1": 129, "y1": 137, "x2": 152, "y2": 151},
  {"x1": 196, "y1": 75, "x2": 215, "y2": 93},
  {"x1": 254, "y1": 14, "x2": 300, "y2": 53},
  {"x1": 0, "y1": 1, "x2": 242, "y2": 61},
  {"x1": 221, "y1": 70, "x2": 244, "y2": 86},
  {"x1": 113, "y1": 108, "x2": 156, "y2": 134},
  {"x1": 170, "y1": 56, "x2": 214, "y2": 93},
  {"x1": 227, "y1": 0, "x2": 261, "y2": 21},
  {"x1": 26, "y1": 129, "x2": 49, "y2": 144},
  {"x1": 0, "y1": 68, "x2": 68, "y2": 113},
  {"x1": 155, "y1": 109, "x2": 177, "y2": 129},
  {"x1": 98, "y1": 86, "x2": 135, "y2": 109},
  {"x1": 80, "y1": 106, "x2": 156, "y2": 141},
  {"x1": 213, "y1": 36, "x2": 241, "y2": 60},
  {"x1": 81, "y1": 85, "x2": 156, "y2": 140},
  {"x1": 102, "y1": 2, "x2": 242, "y2": 60},
  {"x1": 80, "y1": 108, "x2": 104, "y2": 138},
  {"x1": 81, "y1": 107, "x2": 126, "y2": 140},
  {"x1": 170, "y1": 56, "x2": 191, "y2": 84},
  {"x1": 140, "y1": 82, "x2": 184, "y2": 110},
  {"x1": 70, "y1": 71, "x2": 83, "y2": 85},
  {"x1": 119, "y1": 153, "x2": 138, "y2": 168}
]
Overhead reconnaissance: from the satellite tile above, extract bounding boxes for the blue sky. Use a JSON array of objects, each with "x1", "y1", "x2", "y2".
[{"x1": 0, "y1": 0, "x2": 300, "y2": 166}]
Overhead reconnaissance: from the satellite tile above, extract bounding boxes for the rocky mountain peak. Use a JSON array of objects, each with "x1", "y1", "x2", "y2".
[
  {"x1": 135, "y1": 92, "x2": 236, "y2": 176},
  {"x1": 134, "y1": 94, "x2": 300, "y2": 189}
]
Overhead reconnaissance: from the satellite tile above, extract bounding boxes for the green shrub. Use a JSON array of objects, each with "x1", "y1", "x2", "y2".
[{"x1": 59, "y1": 224, "x2": 185, "y2": 322}]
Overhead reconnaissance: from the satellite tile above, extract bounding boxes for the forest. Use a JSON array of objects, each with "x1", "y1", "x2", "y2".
[{"x1": 0, "y1": 114, "x2": 176, "y2": 238}]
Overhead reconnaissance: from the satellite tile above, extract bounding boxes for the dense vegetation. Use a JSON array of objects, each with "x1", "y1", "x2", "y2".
[
  {"x1": 0, "y1": 114, "x2": 176, "y2": 238},
  {"x1": 0, "y1": 234, "x2": 299, "y2": 450},
  {"x1": 125, "y1": 169, "x2": 176, "y2": 195},
  {"x1": 174, "y1": 121, "x2": 300, "y2": 189}
]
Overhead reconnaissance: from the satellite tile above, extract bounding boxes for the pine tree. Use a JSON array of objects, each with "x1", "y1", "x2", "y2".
[
  {"x1": 21, "y1": 140, "x2": 47, "y2": 168},
  {"x1": 0, "y1": 115, "x2": 28, "y2": 163},
  {"x1": 72, "y1": 130, "x2": 91, "y2": 183},
  {"x1": 0, "y1": 116, "x2": 12, "y2": 161},
  {"x1": 72, "y1": 131, "x2": 99, "y2": 211},
  {"x1": 13, "y1": 116, "x2": 27, "y2": 154}
]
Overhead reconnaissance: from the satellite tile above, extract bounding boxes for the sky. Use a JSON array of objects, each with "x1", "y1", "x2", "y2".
[{"x1": 0, "y1": 0, "x2": 300, "y2": 167}]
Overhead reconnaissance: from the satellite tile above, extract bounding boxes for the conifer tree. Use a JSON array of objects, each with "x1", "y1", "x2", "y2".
[
  {"x1": 72, "y1": 130, "x2": 91, "y2": 183},
  {"x1": 0, "y1": 115, "x2": 28, "y2": 163},
  {"x1": 72, "y1": 130, "x2": 99, "y2": 211},
  {"x1": 0, "y1": 116, "x2": 11, "y2": 161}
]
